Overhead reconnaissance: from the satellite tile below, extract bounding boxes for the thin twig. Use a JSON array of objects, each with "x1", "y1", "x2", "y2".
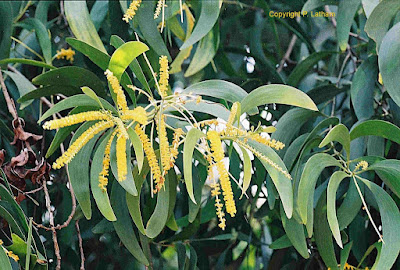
[
  {"x1": 277, "y1": 35, "x2": 297, "y2": 73},
  {"x1": 42, "y1": 177, "x2": 62, "y2": 270},
  {"x1": 75, "y1": 220, "x2": 85, "y2": 270},
  {"x1": 353, "y1": 175, "x2": 384, "y2": 244},
  {"x1": 0, "y1": 68, "x2": 18, "y2": 120}
]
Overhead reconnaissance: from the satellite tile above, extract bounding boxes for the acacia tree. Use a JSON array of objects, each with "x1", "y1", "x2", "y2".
[{"x1": 0, "y1": 0, "x2": 400, "y2": 269}]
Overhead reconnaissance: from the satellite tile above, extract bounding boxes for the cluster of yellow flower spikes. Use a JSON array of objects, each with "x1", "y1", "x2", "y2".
[
  {"x1": 0, "y1": 240, "x2": 19, "y2": 262},
  {"x1": 158, "y1": 55, "x2": 169, "y2": 98},
  {"x1": 56, "y1": 48, "x2": 75, "y2": 63},
  {"x1": 122, "y1": 0, "x2": 142, "y2": 22},
  {"x1": 53, "y1": 120, "x2": 114, "y2": 169},
  {"x1": 43, "y1": 68, "x2": 148, "y2": 192}
]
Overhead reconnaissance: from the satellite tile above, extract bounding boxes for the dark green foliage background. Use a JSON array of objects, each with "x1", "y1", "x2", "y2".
[{"x1": 1, "y1": 0, "x2": 400, "y2": 269}]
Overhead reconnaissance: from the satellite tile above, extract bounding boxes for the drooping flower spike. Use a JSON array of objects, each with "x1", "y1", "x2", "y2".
[{"x1": 123, "y1": 0, "x2": 142, "y2": 23}]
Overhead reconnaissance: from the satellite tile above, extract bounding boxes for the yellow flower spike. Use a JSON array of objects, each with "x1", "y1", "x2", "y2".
[
  {"x1": 207, "y1": 130, "x2": 237, "y2": 217},
  {"x1": 169, "y1": 128, "x2": 183, "y2": 168},
  {"x1": 53, "y1": 120, "x2": 114, "y2": 169},
  {"x1": 43, "y1": 111, "x2": 111, "y2": 130},
  {"x1": 378, "y1": 73, "x2": 383, "y2": 85},
  {"x1": 121, "y1": 106, "x2": 148, "y2": 125},
  {"x1": 154, "y1": 0, "x2": 165, "y2": 19},
  {"x1": 355, "y1": 161, "x2": 368, "y2": 172},
  {"x1": 157, "y1": 114, "x2": 171, "y2": 173},
  {"x1": 227, "y1": 102, "x2": 239, "y2": 127},
  {"x1": 99, "y1": 130, "x2": 118, "y2": 192},
  {"x1": 235, "y1": 139, "x2": 292, "y2": 180},
  {"x1": 116, "y1": 131, "x2": 128, "y2": 182},
  {"x1": 249, "y1": 134, "x2": 285, "y2": 151},
  {"x1": 196, "y1": 96, "x2": 202, "y2": 104},
  {"x1": 158, "y1": 55, "x2": 169, "y2": 98},
  {"x1": 123, "y1": 0, "x2": 142, "y2": 23},
  {"x1": 135, "y1": 124, "x2": 164, "y2": 192},
  {"x1": 210, "y1": 183, "x2": 226, "y2": 230},
  {"x1": 6, "y1": 250, "x2": 19, "y2": 262},
  {"x1": 56, "y1": 48, "x2": 75, "y2": 63},
  {"x1": 105, "y1": 69, "x2": 128, "y2": 112}
]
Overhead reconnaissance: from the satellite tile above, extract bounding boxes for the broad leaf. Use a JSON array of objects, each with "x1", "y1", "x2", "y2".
[
  {"x1": 350, "y1": 120, "x2": 400, "y2": 145},
  {"x1": 319, "y1": 124, "x2": 351, "y2": 158},
  {"x1": 241, "y1": 85, "x2": 318, "y2": 115}
]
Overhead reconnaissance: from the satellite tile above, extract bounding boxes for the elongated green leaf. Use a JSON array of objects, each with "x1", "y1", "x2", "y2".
[
  {"x1": 339, "y1": 242, "x2": 353, "y2": 270},
  {"x1": 269, "y1": 235, "x2": 292, "y2": 250},
  {"x1": 0, "y1": 244, "x2": 12, "y2": 270},
  {"x1": 0, "y1": 203, "x2": 25, "y2": 240},
  {"x1": 137, "y1": 1, "x2": 171, "y2": 59},
  {"x1": 241, "y1": 85, "x2": 318, "y2": 115},
  {"x1": 359, "y1": 178, "x2": 400, "y2": 270},
  {"x1": 90, "y1": 131, "x2": 117, "y2": 221},
  {"x1": 302, "y1": 0, "x2": 338, "y2": 12},
  {"x1": 38, "y1": 94, "x2": 116, "y2": 123},
  {"x1": 240, "y1": 146, "x2": 252, "y2": 199},
  {"x1": 362, "y1": 0, "x2": 379, "y2": 18},
  {"x1": 25, "y1": 218, "x2": 33, "y2": 270},
  {"x1": 64, "y1": 0, "x2": 106, "y2": 53},
  {"x1": 368, "y1": 159, "x2": 400, "y2": 198},
  {"x1": 315, "y1": 192, "x2": 338, "y2": 269},
  {"x1": 145, "y1": 173, "x2": 170, "y2": 238},
  {"x1": 126, "y1": 164, "x2": 150, "y2": 235},
  {"x1": 127, "y1": 127, "x2": 144, "y2": 173},
  {"x1": 111, "y1": 181, "x2": 149, "y2": 265},
  {"x1": 336, "y1": 0, "x2": 361, "y2": 51},
  {"x1": 287, "y1": 51, "x2": 335, "y2": 86},
  {"x1": 67, "y1": 38, "x2": 109, "y2": 69},
  {"x1": 180, "y1": 0, "x2": 221, "y2": 50},
  {"x1": 182, "y1": 79, "x2": 257, "y2": 115},
  {"x1": 326, "y1": 171, "x2": 350, "y2": 248},
  {"x1": 32, "y1": 66, "x2": 105, "y2": 97},
  {"x1": 183, "y1": 128, "x2": 205, "y2": 204},
  {"x1": 68, "y1": 122, "x2": 103, "y2": 219},
  {"x1": 110, "y1": 35, "x2": 151, "y2": 93},
  {"x1": 0, "y1": 1, "x2": 12, "y2": 65},
  {"x1": 19, "y1": 85, "x2": 81, "y2": 104},
  {"x1": 183, "y1": 80, "x2": 258, "y2": 115},
  {"x1": 81, "y1": 86, "x2": 104, "y2": 109},
  {"x1": 185, "y1": 24, "x2": 219, "y2": 77},
  {"x1": 365, "y1": 0, "x2": 400, "y2": 50},
  {"x1": 0, "y1": 58, "x2": 55, "y2": 69},
  {"x1": 182, "y1": 101, "x2": 231, "y2": 122},
  {"x1": 272, "y1": 108, "x2": 320, "y2": 157},
  {"x1": 280, "y1": 206, "x2": 309, "y2": 259},
  {"x1": 319, "y1": 124, "x2": 351, "y2": 158},
  {"x1": 307, "y1": 84, "x2": 349, "y2": 105},
  {"x1": 108, "y1": 41, "x2": 149, "y2": 80},
  {"x1": 297, "y1": 153, "x2": 341, "y2": 225},
  {"x1": 350, "y1": 56, "x2": 378, "y2": 120},
  {"x1": 90, "y1": 0, "x2": 109, "y2": 31},
  {"x1": 350, "y1": 120, "x2": 400, "y2": 144},
  {"x1": 379, "y1": 22, "x2": 400, "y2": 107},
  {"x1": 246, "y1": 140, "x2": 293, "y2": 218},
  {"x1": 6, "y1": 234, "x2": 38, "y2": 270},
  {"x1": 3, "y1": 70, "x2": 36, "y2": 109},
  {"x1": 337, "y1": 179, "x2": 362, "y2": 230},
  {"x1": 110, "y1": 137, "x2": 138, "y2": 196},
  {"x1": 18, "y1": 18, "x2": 52, "y2": 64},
  {"x1": 0, "y1": 185, "x2": 28, "y2": 233}
]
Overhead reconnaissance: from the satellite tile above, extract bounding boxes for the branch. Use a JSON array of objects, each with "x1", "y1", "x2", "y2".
[
  {"x1": 75, "y1": 220, "x2": 85, "y2": 270},
  {"x1": 0, "y1": 68, "x2": 18, "y2": 120}
]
